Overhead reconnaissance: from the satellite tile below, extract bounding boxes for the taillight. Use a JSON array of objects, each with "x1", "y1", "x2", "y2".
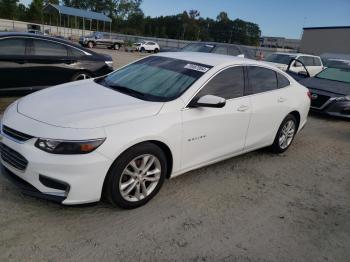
[{"x1": 307, "y1": 91, "x2": 312, "y2": 100}]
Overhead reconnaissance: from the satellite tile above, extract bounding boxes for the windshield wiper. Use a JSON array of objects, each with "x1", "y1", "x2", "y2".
[{"x1": 108, "y1": 84, "x2": 147, "y2": 98}]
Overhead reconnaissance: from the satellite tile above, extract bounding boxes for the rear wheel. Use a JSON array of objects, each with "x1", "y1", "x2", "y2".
[
  {"x1": 270, "y1": 114, "x2": 297, "y2": 153},
  {"x1": 104, "y1": 143, "x2": 167, "y2": 209},
  {"x1": 154, "y1": 48, "x2": 159, "y2": 53},
  {"x1": 140, "y1": 47, "x2": 146, "y2": 53},
  {"x1": 87, "y1": 41, "x2": 94, "y2": 48},
  {"x1": 113, "y1": 43, "x2": 120, "y2": 50}
]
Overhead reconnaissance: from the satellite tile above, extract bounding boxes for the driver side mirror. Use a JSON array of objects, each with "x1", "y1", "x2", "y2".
[{"x1": 189, "y1": 95, "x2": 226, "y2": 108}]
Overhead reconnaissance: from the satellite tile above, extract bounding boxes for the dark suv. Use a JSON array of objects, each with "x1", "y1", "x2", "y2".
[{"x1": 0, "y1": 32, "x2": 114, "y2": 95}]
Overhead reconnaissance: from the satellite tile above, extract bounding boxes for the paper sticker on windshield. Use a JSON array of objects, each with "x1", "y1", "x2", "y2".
[{"x1": 184, "y1": 64, "x2": 210, "y2": 73}]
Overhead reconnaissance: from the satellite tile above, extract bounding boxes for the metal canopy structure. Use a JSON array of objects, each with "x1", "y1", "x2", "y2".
[{"x1": 43, "y1": 4, "x2": 112, "y2": 36}]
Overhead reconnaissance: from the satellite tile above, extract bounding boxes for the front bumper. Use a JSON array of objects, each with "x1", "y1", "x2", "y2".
[
  {"x1": 0, "y1": 134, "x2": 113, "y2": 205},
  {"x1": 311, "y1": 99, "x2": 350, "y2": 119}
]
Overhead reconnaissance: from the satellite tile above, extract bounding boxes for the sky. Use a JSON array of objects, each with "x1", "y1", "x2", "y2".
[{"x1": 20, "y1": 0, "x2": 350, "y2": 39}]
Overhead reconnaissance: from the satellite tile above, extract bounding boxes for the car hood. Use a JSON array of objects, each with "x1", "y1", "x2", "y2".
[
  {"x1": 299, "y1": 77, "x2": 350, "y2": 96},
  {"x1": 17, "y1": 80, "x2": 164, "y2": 129}
]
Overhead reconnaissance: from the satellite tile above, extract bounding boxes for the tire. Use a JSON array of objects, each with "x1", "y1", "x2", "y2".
[
  {"x1": 270, "y1": 114, "x2": 298, "y2": 153},
  {"x1": 154, "y1": 48, "x2": 159, "y2": 53},
  {"x1": 71, "y1": 72, "x2": 92, "y2": 81},
  {"x1": 87, "y1": 41, "x2": 94, "y2": 48},
  {"x1": 140, "y1": 47, "x2": 146, "y2": 53},
  {"x1": 104, "y1": 142, "x2": 167, "y2": 209},
  {"x1": 113, "y1": 43, "x2": 120, "y2": 50}
]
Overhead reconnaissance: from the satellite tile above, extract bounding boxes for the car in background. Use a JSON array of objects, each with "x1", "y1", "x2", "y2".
[
  {"x1": 323, "y1": 59, "x2": 350, "y2": 69},
  {"x1": 265, "y1": 53, "x2": 324, "y2": 76},
  {"x1": 133, "y1": 40, "x2": 160, "y2": 53},
  {"x1": 0, "y1": 52, "x2": 310, "y2": 208},
  {"x1": 0, "y1": 32, "x2": 114, "y2": 95},
  {"x1": 79, "y1": 32, "x2": 124, "y2": 50},
  {"x1": 286, "y1": 59, "x2": 350, "y2": 118},
  {"x1": 178, "y1": 42, "x2": 255, "y2": 59}
]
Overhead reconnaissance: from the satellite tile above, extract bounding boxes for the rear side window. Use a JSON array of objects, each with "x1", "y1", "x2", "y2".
[
  {"x1": 196, "y1": 67, "x2": 245, "y2": 99},
  {"x1": 69, "y1": 47, "x2": 85, "y2": 57},
  {"x1": 0, "y1": 38, "x2": 26, "y2": 55},
  {"x1": 277, "y1": 73, "x2": 290, "y2": 88},
  {"x1": 247, "y1": 66, "x2": 277, "y2": 94},
  {"x1": 313, "y1": 57, "x2": 322, "y2": 66},
  {"x1": 32, "y1": 39, "x2": 68, "y2": 56}
]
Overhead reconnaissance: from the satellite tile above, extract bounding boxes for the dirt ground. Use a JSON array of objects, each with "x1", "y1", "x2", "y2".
[{"x1": 0, "y1": 49, "x2": 349, "y2": 262}]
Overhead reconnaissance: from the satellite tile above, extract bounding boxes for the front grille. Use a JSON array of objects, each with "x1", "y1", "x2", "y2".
[
  {"x1": 2, "y1": 125, "x2": 34, "y2": 142},
  {"x1": 0, "y1": 143, "x2": 28, "y2": 171},
  {"x1": 310, "y1": 93, "x2": 330, "y2": 109}
]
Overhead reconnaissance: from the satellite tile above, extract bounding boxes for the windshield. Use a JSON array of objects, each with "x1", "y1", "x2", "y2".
[
  {"x1": 182, "y1": 43, "x2": 215, "y2": 53},
  {"x1": 316, "y1": 68, "x2": 350, "y2": 84},
  {"x1": 265, "y1": 54, "x2": 296, "y2": 65},
  {"x1": 99, "y1": 56, "x2": 212, "y2": 101}
]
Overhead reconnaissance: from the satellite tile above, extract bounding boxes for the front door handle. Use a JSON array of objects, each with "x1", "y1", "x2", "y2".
[
  {"x1": 278, "y1": 97, "x2": 287, "y2": 103},
  {"x1": 237, "y1": 105, "x2": 249, "y2": 112}
]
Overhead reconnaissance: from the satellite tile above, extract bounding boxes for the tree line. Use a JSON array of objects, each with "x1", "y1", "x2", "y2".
[{"x1": 0, "y1": 0, "x2": 261, "y2": 45}]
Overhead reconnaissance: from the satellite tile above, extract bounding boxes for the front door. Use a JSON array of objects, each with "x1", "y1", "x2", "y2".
[{"x1": 181, "y1": 66, "x2": 251, "y2": 171}]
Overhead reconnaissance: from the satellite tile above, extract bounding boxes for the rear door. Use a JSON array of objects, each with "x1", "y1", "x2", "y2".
[
  {"x1": 26, "y1": 38, "x2": 74, "y2": 87},
  {"x1": 244, "y1": 66, "x2": 292, "y2": 150},
  {"x1": 0, "y1": 37, "x2": 32, "y2": 90}
]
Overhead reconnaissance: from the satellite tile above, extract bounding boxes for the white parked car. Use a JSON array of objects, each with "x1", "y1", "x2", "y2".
[
  {"x1": 0, "y1": 52, "x2": 310, "y2": 209},
  {"x1": 265, "y1": 53, "x2": 324, "y2": 76},
  {"x1": 134, "y1": 40, "x2": 160, "y2": 53}
]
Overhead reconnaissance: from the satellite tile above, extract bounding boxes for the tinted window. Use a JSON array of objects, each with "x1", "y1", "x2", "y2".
[
  {"x1": 182, "y1": 43, "x2": 215, "y2": 53},
  {"x1": 32, "y1": 39, "x2": 68, "y2": 56},
  {"x1": 265, "y1": 54, "x2": 296, "y2": 65},
  {"x1": 0, "y1": 38, "x2": 26, "y2": 55},
  {"x1": 228, "y1": 46, "x2": 241, "y2": 56},
  {"x1": 69, "y1": 47, "x2": 85, "y2": 57},
  {"x1": 196, "y1": 67, "x2": 245, "y2": 99},
  {"x1": 248, "y1": 66, "x2": 277, "y2": 94},
  {"x1": 213, "y1": 46, "x2": 228, "y2": 55},
  {"x1": 277, "y1": 73, "x2": 290, "y2": 88}
]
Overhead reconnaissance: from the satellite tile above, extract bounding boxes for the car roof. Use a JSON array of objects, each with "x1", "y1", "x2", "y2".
[
  {"x1": 155, "y1": 51, "x2": 262, "y2": 67},
  {"x1": 0, "y1": 32, "x2": 93, "y2": 52}
]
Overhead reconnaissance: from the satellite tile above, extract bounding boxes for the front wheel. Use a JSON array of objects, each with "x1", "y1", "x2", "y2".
[
  {"x1": 113, "y1": 43, "x2": 120, "y2": 50},
  {"x1": 270, "y1": 114, "x2": 297, "y2": 153},
  {"x1": 104, "y1": 143, "x2": 167, "y2": 209}
]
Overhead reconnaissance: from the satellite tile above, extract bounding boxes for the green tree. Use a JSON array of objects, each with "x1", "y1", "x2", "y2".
[
  {"x1": 27, "y1": 0, "x2": 43, "y2": 23},
  {"x1": 0, "y1": 0, "x2": 19, "y2": 19}
]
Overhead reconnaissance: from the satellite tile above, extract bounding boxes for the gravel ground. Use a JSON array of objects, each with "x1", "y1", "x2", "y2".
[{"x1": 0, "y1": 49, "x2": 349, "y2": 262}]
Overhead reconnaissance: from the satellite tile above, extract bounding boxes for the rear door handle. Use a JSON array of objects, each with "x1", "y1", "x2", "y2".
[
  {"x1": 278, "y1": 97, "x2": 287, "y2": 103},
  {"x1": 237, "y1": 105, "x2": 249, "y2": 112}
]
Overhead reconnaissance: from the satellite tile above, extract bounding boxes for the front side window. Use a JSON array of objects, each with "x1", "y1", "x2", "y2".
[
  {"x1": 213, "y1": 46, "x2": 228, "y2": 55},
  {"x1": 247, "y1": 66, "x2": 278, "y2": 94},
  {"x1": 99, "y1": 56, "x2": 212, "y2": 101},
  {"x1": 0, "y1": 38, "x2": 26, "y2": 55},
  {"x1": 265, "y1": 54, "x2": 296, "y2": 65},
  {"x1": 228, "y1": 46, "x2": 241, "y2": 56},
  {"x1": 196, "y1": 67, "x2": 245, "y2": 99},
  {"x1": 32, "y1": 39, "x2": 68, "y2": 56}
]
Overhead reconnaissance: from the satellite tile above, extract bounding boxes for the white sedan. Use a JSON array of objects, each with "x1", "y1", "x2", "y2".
[{"x1": 0, "y1": 52, "x2": 310, "y2": 209}]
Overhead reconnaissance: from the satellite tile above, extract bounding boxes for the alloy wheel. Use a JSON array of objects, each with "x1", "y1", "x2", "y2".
[
  {"x1": 119, "y1": 154, "x2": 161, "y2": 202},
  {"x1": 278, "y1": 120, "x2": 296, "y2": 149}
]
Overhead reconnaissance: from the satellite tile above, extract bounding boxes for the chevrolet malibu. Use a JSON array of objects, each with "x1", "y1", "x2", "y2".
[{"x1": 0, "y1": 52, "x2": 310, "y2": 209}]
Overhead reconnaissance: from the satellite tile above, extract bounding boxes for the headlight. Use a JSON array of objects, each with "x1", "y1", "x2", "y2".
[
  {"x1": 335, "y1": 96, "x2": 350, "y2": 102},
  {"x1": 35, "y1": 138, "x2": 105, "y2": 154},
  {"x1": 105, "y1": 61, "x2": 113, "y2": 69}
]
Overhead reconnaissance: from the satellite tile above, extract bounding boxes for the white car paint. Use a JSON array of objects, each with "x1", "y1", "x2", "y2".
[
  {"x1": 134, "y1": 41, "x2": 160, "y2": 52},
  {"x1": 266, "y1": 52, "x2": 324, "y2": 77},
  {"x1": 0, "y1": 52, "x2": 310, "y2": 205}
]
